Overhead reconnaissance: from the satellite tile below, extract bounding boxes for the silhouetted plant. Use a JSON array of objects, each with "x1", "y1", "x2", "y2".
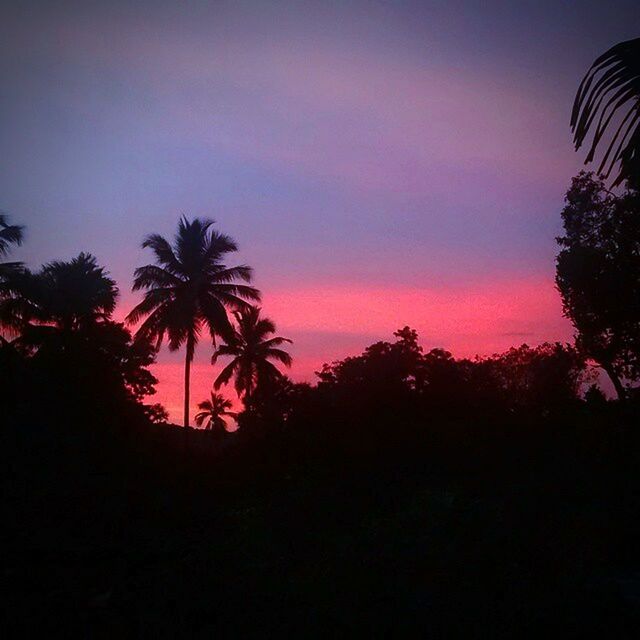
[
  {"x1": 556, "y1": 173, "x2": 640, "y2": 398},
  {"x1": 0, "y1": 252, "x2": 118, "y2": 346},
  {"x1": 143, "y1": 402, "x2": 170, "y2": 424},
  {"x1": 571, "y1": 37, "x2": 640, "y2": 187},
  {"x1": 0, "y1": 212, "x2": 24, "y2": 274},
  {"x1": 0, "y1": 253, "x2": 163, "y2": 426},
  {"x1": 126, "y1": 218, "x2": 260, "y2": 427},
  {"x1": 212, "y1": 306, "x2": 291, "y2": 409},
  {"x1": 316, "y1": 326, "x2": 424, "y2": 412},
  {"x1": 485, "y1": 342, "x2": 586, "y2": 412},
  {"x1": 195, "y1": 391, "x2": 237, "y2": 432}
]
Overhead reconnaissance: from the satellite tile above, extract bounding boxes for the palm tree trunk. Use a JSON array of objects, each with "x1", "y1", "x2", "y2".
[
  {"x1": 184, "y1": 332, "x2": 195, "y2": 427},
  {"x1": 244, "y1": 375, "x2": 253, "y2": 412}
]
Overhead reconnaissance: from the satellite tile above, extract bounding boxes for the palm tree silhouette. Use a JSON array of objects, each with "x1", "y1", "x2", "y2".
[
  {"x1": 1, "y1": 253, "x2": 117, "y2": 346},
  {"x1": 194, "y1": 391, "x2": 237, "y2": 432},
  {"x1": 0, "y1": 213, "x2": 24, "y2": 281},
  {"x1": 212, "y1": 306, "x2": 292, "y2": 408},
  {"x1": 126, "y1": 217, "x2": 260, "y2": 427},
  {"x1": 572, "y1": 37, "x2": 640, "y2": 187}
]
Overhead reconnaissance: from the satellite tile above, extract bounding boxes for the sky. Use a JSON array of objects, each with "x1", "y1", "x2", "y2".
[{"x1": 1, "y1": 1, "x2": 638, "y2": 422}]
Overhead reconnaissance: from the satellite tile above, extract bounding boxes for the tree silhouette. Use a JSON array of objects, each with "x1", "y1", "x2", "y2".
[
  {"x1": 571, "y1": 37, "x2": 640, "y2": 187},
  {"x1": 0, "y1": 253, "x2": 162, "y2": 423},
  {"x1": 0, "y1": 213, "x2": 24, "y2": 281},
  {"x1": 194, "y1": 391, "x2": 237, "y2": 432},
  {"x1": 126, "y1": 218, "x2": 260, "y2": 427},
  {"x1": 212, "y1": 307, "x2": 292, "y2": 408},
  {"x1": 0, "y1": 253, "x2": 117, "y2": 346},
  {"x1": 486, "y1": 343, "x2": 585, "y2": 412},
  {"x1": 556, "y1": 173, "x2": 640, "y2": 398}
]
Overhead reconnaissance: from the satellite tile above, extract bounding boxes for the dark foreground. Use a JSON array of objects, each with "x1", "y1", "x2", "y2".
[{"x1": 4, "y1": 410, "x2": 640, "y2": 638}]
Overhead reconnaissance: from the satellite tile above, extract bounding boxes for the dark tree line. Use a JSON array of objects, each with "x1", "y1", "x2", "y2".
[{"x1": 2, "y1": 179, "x2": 639, "y2": 443}]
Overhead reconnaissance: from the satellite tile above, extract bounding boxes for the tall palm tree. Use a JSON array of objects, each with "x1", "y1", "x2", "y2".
[
  {"x1": 0, "y1": 213, "x2": 24, "y2": 281},
  {"x1": 126, "y1": 217, "x2": 260, "y2": 427},
  {"x1": 194, "y1": 391, "x2": 237, "y2": 432},
  {"x1": 571, "y1": 37, "x2": 640, "y2": 187},
  {"x1": 0, "y1": 253, "x2": 117, "y2": 345},
  {"x1": 212, "y1": 306, "x2": 292, "y2": 408}
]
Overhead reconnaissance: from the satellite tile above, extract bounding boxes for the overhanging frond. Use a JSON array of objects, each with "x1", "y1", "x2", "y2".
[{"x1": 571, "y1": 38, "x2": 640, "y2": 186}]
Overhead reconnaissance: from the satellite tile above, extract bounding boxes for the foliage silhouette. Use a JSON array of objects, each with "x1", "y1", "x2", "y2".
[
  {"x1": 572, "y1": 37, "x2": 640, "y2": 188},
  {"x1": 0, "y1": 212, "x2": 24, "y2": 282},
  {"x1": 1, "y1": 253, "x2": 163, "y2": 430},
  {"x1": 1, "y1": 253, "x2": 117, "y2": 343},
  {"x1": 212, "y1": 306, "x2": 292, "y2": 409},
  {"x1": 126, "y1": 217, "x2": 260, "y2": 427},
  {"x1": 556, "y1": 172, "x2": 640, "y2": 398},
  {"x1": 194, "y1": 391, "x2": 237, "y2": 432},
  {"x1": 313, "y1": 328, "x2": 585, "y2": 420}
]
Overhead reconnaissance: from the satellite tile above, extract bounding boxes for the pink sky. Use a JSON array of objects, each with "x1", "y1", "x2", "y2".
[{"x1": 138, "y1": 276, "x2": 573, "y2": 422}]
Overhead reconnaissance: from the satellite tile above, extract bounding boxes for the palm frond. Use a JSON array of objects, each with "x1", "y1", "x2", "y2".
[
  {"x1": 209, "y1": 264, "x2": 253, "y2": 283},
  {"x1": 214, "y1": 359, "x2": 239, "y2": 390},
  {"x1": 132, "y1": 304, "x2": 172, "y2": 350},
  {"x1": 571, "y1": 37, "x2": 640, "y2": 186},
  {"x1": 175, "y1": 217, "x2": 215, "y2": 268},
  {"x1": 257, "y1": 359, "x2": 285, "y2": 382},
  {"x1": 197, "y1": 399, "x2": 214, "y2": 411},
  {"x1": 0, "y1": 214, "x2": 24, "y2": 257},
  {"x1": 212, "y1": 342, "x2": 241, "y2": 364},
  {"x1": 125, "y1": 289, "x2": 173, "y2": 324},
  {"x1": 0, "y1": 261, "x2": 25, "y2": 281},
  {"x1": 204, "y1": 229, "x2": 239, "y2": 260},
  {"x1": 209, "y1": 283, "x2": 262, "y2": 303},
  {"x1": 141, "y1": 234, "x2": 182, "y2": 273},
  {"x1": 254, "y1": 317, "x2": 277, "y2": 337},
  {"x1": 261, "y1": 336, "x2": 293, "y2": 348},
  {"x1": 194, "y1": 412, "x2": 210, "y2": 427},
  {"x1": 200, "y1": 295, "x2": 235, "y2": 343},
  {"x1": 265, "y1": 347, "x2": 293, "y2": 367},
  {"x1": 132, "y1": 265, "x2": 181, "y2": 291}
]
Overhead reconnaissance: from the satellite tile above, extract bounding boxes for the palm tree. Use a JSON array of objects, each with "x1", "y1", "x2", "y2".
[
  {"x1": 0, "y1": 213, "x2": 24, "y2": 281},
  {"x1": 0, "y1": 253, "x2": 117, "y2": 345},
  {"x1": 126, "y1": 217, "x2": 260, "y2": 427},
  {"x1": 571, "y1": 37, "x2": 640, "y2": 187},
  {"x1": 212, "y1": 306, "x2": 292, "y2": 408},
  {"x1": 194, "y1": 391, "x2": 237, "y2": 432}
]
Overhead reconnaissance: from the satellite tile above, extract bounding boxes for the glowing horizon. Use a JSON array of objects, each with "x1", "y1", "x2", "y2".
[{"x1": 119, "y1": 275, "x2": 573, "y2": 423}]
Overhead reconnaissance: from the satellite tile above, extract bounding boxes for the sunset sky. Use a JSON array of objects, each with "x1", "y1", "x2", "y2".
[{"x1": 2, "y1": 1, "x2": 638, "y2": 421}]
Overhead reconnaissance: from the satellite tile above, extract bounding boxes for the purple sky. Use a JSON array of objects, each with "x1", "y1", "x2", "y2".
[{"x1": 1, "y1": 1, "x2": 638, "y2": 420}]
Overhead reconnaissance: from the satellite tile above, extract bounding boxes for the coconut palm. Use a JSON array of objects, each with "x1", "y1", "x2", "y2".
[
  {"x1": 194, "y1": 391, "x2": 237, "y2": 432},
  {"x1": 212, "y1": 306, "x2": 292, "y2": 408},
  {"x1": 571, "y1": 37, "x2": 640, "y2": 187},
  {"x1": 126, "y1": 217, "x2": 260, "y2": 427},
  {"x1": 0, "y1": 213, "x2": 24, "y2": 281}
]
